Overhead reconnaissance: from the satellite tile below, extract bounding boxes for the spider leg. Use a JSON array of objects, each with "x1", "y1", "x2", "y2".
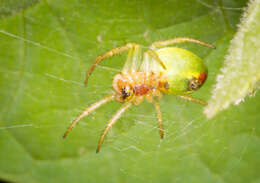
[
  {"x1": 96, "y1": 102, "x2": 132, "y2": 153},
  {"x1": 146, "y1": 50, "x2": 167, "y2": 70},
  {"x1": 84, "y1": 43, "x2": 139, "y2": 85},
  {"x1": 63, "y1": 94, "x2": 115, "y2": 138},
  {"x1": 150, "y1": 37, "x2": 216, "y2": 49},
  {"x1": 177, "y1": 95, "x2": 207, "y2": 105},
  {"x1": 122, "y1": 44, "x2": 142, "y2": 73},
  {"x1": 153, "y1": 98, "x2": 164, "y2": 139}
]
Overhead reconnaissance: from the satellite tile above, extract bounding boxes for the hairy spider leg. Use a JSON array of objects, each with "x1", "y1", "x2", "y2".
[
  {"x1": 153, "y1": 98, "x2": 164, "y2": 139},
  {"x1": 96, "y1": 102, "x2": 132, "y2": 153},
  {"x1": 177, "y1": 95, "x2": 208, "y2": 105},
  {"x1": 150, "y1": 37, "x2": 216, "y2": 49},
  {"x1": 122, "y1": 44, "x2": 142, "y2": 73},
  {"x1": 84, "y1": 43, "x2": 139, "y2": 85},
  {"x1": 63, "y1": 94, "x2": 115, "y2": 138}
]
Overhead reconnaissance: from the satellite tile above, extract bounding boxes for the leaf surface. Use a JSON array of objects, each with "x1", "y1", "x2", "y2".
[{"x1": 1, "y1": 0, "x2": 259, "y2": 183}]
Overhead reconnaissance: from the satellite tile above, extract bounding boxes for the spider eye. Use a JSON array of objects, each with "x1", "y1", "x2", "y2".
[{"x1": 122, "y1": 86, "x2": 132, "y2": 99}]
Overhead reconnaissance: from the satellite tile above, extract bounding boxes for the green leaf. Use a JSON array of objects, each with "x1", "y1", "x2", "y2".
[
  {"x1": 0, "y1": 0, "x2": 39, "y2": 18},
  {"x1": 1, "y1": 0, "x2": 259, "y2": 183},
  {"x1": 204, "y1": 0, "x2": 260, "y2": 118}
]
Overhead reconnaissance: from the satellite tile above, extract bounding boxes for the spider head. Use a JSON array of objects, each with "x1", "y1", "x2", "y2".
[{"x1": 121, "y1": 85, "x2": 134, "y2": 102}]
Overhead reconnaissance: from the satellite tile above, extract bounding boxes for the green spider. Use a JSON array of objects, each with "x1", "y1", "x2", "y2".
[{"x1": 63, "y1": 37, "x2": 215, "y2": 153}]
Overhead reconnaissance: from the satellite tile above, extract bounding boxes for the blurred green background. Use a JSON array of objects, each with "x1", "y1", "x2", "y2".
[{"x1": 0, "y1": 0, "x2": 259, "y2": 182}]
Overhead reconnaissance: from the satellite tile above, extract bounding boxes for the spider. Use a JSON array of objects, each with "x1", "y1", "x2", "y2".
[{"x1": 63, "y1": 37, "x2": 215, "y2": 153}]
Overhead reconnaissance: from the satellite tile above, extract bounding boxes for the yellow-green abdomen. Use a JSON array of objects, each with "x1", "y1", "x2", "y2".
[{"x1": 156, "y1": 47, "x2": 208, "y2": 95}]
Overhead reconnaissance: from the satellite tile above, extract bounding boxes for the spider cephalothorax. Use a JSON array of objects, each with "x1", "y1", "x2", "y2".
[
  {"x1": 112, "y1": 72, "x2": 167, "y2": 104},
  {"x1": 63, "y1": 37, "x2": 215, "y2": 153}
]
